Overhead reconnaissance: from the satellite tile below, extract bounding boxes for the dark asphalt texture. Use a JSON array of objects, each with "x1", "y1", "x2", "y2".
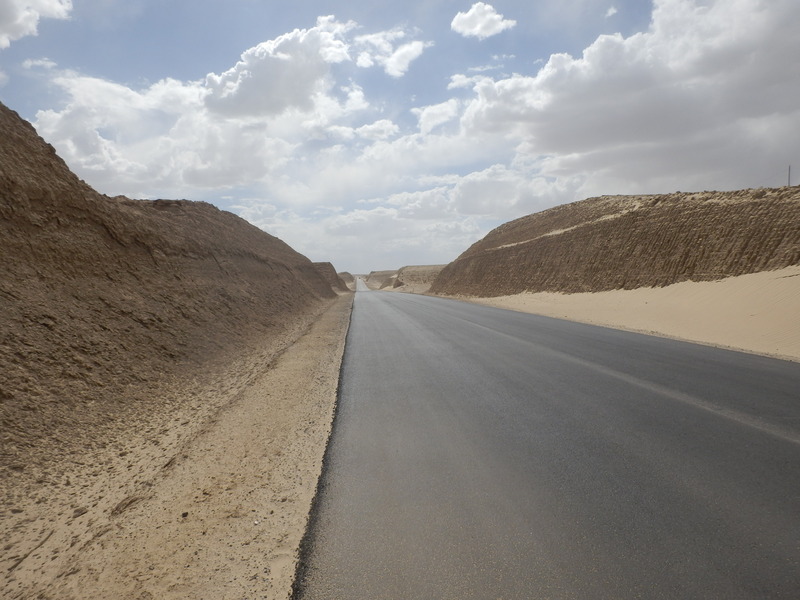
[{"x1": 294, "y1": 284, "x2": 800, "y2": 599}]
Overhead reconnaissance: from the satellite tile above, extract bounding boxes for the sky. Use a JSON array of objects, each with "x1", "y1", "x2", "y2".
[{"x1": 1, "y1": 0, "x2": 798, "y2": 273}]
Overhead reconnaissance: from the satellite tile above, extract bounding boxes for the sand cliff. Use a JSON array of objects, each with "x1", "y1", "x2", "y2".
[
  {"x1": 430, "y1": 190, "x2": 800, "y2": 297},
  {"x1": 364, "y1": 270, "x2": 398, "y2": 290},
  {"x1": 391, "y1": 265, "x2": 446, "y2": 294},
  {"x1": 0, "y1": 101, "x2": 349, "y2": 598},
  {"x1": 429, "y1": 189, "x2": 800, "y2": 361},
  {"x1": 313, "y1": 262, "x2": 350, "y2": 293}
]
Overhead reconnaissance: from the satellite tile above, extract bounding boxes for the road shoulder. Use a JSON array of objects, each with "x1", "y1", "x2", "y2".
[{"x1": 11, "y1": 294, "x2": 352, "y2": 600}]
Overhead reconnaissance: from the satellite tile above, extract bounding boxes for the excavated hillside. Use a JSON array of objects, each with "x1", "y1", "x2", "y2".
[
  {"x1": 392, "y1": 265, "x2": 446, "y2": 294},
  {"x1": 430, "y1": 189, "x2": 800, "y2": 297},
  {"x1": 0, "y1": 101, "x2": 337, "y2": 518},
  {"x1": 337, "y1": 271, "x2": 356, "y2": 291},
  {"x1": 364, "y1": 269, "x2": 398, "y2": 290},
  {"x1": 313, "y1": 262, "x2": 350, "y2": 293}
]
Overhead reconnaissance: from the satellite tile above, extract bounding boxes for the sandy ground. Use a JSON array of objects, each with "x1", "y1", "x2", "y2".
[
  {"x1": 389, "y1": 265, "x2": 446, "y2": 295},
  {"x1": 2, "y1": 294, "x2": 352, "y2": 600},
  {"x1": 460, "y1": 266, "x2": 800, "y2": 362}
]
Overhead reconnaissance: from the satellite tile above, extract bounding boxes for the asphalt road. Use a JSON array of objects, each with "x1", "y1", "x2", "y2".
[{"x1": 294, "y1": 283, "x2": 800, "y2": 599}]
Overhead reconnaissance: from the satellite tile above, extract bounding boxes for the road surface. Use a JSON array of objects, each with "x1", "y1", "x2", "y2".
[{"x1": 294, "y1": 282, "x2": 800, "y2": 599}]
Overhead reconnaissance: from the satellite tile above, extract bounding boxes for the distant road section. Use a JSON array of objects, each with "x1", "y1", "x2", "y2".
[{"x1": 295, "y1": 286, "x2": 800, "y2": 599}]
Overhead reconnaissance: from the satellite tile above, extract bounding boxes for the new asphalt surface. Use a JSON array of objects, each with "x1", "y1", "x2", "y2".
[{"x1": 294, "y1": 282, "x2": 800, "y2": 599}]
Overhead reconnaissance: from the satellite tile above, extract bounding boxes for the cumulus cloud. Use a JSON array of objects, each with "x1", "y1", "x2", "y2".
[
  {"x1": 30, "y1": 16, "x2": 436, "y2": 202},
  {"x1": 412, "y1": 99, "x2": 461, "y2": 135},
  {"x1": 355, "y1": 29, "x2": 432, "y2": 77},
  {"x1": 461, "y1": 0, "x2": 800, "y2": 194},
  {"x1": 0, "y1": 0, "x2": 71, "y2": 48},
  {"x1": 26, "y1": 2, "x2": 800, "y2": 271},
  {"x1": 606, "y1": 6, "x2": 618, "y2": 18},
  {"x1": 356, "y1": 119, "x2": 400, "y2": 141},
  {"x1": 205, "y1": 16, "x2": 354, "y2": 117},
  {"x1": 451, "y1": 2, "x2": 516, "y2": 40}
]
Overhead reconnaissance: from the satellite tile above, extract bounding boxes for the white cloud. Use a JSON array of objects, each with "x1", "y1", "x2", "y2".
[
  {"x1": 355, "y1": 29, "x2": 432, "y2": 77},
  {"x1": 448, "y1": 73, "x2": 489, "y2": 90},
  {"x1": 461, "y1": 0, "x2": 800, "y2": 194},
  {"x1": 22, "y1": 57, "x2": 57, "y2": 70},
  {"x1": 384, "y1": 41, "x2": 430, "y2": 77},
  {"x1": 0, "y1": 69, "x2": 8, "y2": 86},
  {"x1": 606, "y1": 6, "x2": 618, "y2": 18},
  {"x1": 451, "y1": 2, "x2": 516, "y2": 40},
  {"x1": 237, "y1": 191, "x2": 486, "y2": 272},
  {"x1": 205, "y1": 16, "x2": 354, "y2": 118},
  {"x1": 412, "y1": 99, "x2": 461, "y2": 135},
  {"x1": 25, "y1": 2, "x2": 800, "y2": 272},
  {"x1": 356, "y1": 119, "x2": 399, "y2": 141},
  {"x1": 0, "y1": 0, "x2": 71, "y2": 48}
]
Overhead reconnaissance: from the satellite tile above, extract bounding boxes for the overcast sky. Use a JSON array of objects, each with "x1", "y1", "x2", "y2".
[{"x1": 1, "y1": 0, "x2": 798, "y2": 273}]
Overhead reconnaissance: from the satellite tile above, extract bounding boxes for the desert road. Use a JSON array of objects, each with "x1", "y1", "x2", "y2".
[{"x1": 294, "y1": 282, "x2": 800, "y2": 599}]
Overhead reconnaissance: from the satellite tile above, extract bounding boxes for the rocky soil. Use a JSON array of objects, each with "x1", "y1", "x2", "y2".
[{"x1": 430, "y1": 189, "x2": 800, "y2": 297}]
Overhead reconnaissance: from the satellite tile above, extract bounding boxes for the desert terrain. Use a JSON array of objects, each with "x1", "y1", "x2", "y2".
[
  {"x1": 425, "y1": 189, "x2": 799, "y2": 361},
  {"x1": 312, "y1": 263, "x2": 350, "y2": 293},
  {"x1": 430, "y1": 190, "x2": 800, "y2": 297},
  {"x1": 390, "y1": 265, "x2": 446, "y2": 294},
  {"x1": 336, "y1": 271, "x2": 356, "y2": 291},
  {"x1": 465, "y1": 266, "x2": 800, "y2": 361},
  {"x1": 361, "y1": 265, "x2": 445, "y2": 294},
  {"x1": 362, "y1": 270, "x2": 398, "y2": 290},
  {"x1": 1, "y1": 101, "x2": 351, "y2": 599},
  {"x1": 3, "y1": 91, "x2": 799, "y2": 599}
]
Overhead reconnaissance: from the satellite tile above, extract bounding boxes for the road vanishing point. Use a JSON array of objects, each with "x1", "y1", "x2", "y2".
[{"x1": 294, "y1": 280, "x2": 800, "y2": 599}]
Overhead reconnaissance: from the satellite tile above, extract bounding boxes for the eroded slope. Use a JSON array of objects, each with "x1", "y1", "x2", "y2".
[
  {"x1": 0, "y1": 100, "x2": 339, "y2": 591},
  {"x1": 430, "y1": 189, "x2": 800, "y2": 297}
]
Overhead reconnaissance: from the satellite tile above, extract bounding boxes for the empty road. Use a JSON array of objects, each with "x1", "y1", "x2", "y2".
[{"x1": 294, "y1": 284, "x2": 800, "y2": 599}]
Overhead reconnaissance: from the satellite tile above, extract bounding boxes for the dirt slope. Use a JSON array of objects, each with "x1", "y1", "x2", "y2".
[
  {"x1": 337, "y1": 271, "x2": 356, "y2": 291},
  {"x1": 0, "y1": 101, "x2": 341, "y2": 596},
  {"x1": 430, "y1": 189, "x2": 800, "y2": 297},
  {"x1": 364, "y1": 269, "x2": 397, "y2": 290},
  {"x1": 390, "y1": 264, "x2": 446, "y2": 294},
  {"x1": 313, "y1": 262, "x2": 350, "y2": 293}
]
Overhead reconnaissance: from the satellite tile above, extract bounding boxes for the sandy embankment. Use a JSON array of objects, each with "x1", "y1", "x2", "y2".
[
  {"x1": 3, "y1": 295, "x2": 352, "y2": 600},
  {"x1": 363, "y1": 270, "x2": 398, "y2": 290},
  {"x1": 390, "y1": 265, "x2": 446, "y2": 294},
  {"x1": 465, "y1": 266, "x2": 800, "y2": 362},
  {"x1": 1, "y1": 99, "x2": 354, "y2": 599}
]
